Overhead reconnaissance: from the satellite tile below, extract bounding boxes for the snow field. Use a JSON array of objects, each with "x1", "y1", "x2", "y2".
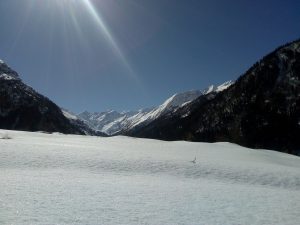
[{"x1": 0, "y1": 130, "x2": 299, "y2": 225}]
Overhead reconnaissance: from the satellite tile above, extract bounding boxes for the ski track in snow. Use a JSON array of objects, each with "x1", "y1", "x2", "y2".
[{"x1": 0, "y1": 130, "x2": 299, "y2": 225}]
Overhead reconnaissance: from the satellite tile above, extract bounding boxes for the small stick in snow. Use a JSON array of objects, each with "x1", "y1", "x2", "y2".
[{"x1": 191, "y1": 156, "x2": 196, "y2": 164}]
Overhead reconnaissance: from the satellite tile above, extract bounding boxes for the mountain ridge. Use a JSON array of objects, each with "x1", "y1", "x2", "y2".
[
  {"x1": 1, "y1": 39, "x2": 299, "y2": 155},
  {"x1": 77, "y1": 83, "x2": 233, "y2": 135},
  {"x1": 124, "y1": 39, "x2": 300, "y2": 155}
]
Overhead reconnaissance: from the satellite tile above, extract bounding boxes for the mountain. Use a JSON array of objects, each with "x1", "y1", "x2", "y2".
[
  {"x1": 125, "y1": 39, "x2": 300, "y2": 156},
  {"x1": 78, "y1": 90, "x2": 204, "y2": 135},
  {"x1": 61, "y1": 109, "x2": 107, "y2": 136},
  {"x1": 121, "y1": 85, "x2": 235, "y2": 134},
  {"x1": 0, "y1": 60, "x2": 92, "y2": 135},
  {"x1": 78, "y1": 109, "x2": 149, "y2": 135}
]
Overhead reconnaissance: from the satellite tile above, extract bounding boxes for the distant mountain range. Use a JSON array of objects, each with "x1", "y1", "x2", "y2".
[
  {"x1": 0, "y1": 39, "x2": 299, "y2": 155},
  {"x1": 77, "y1": 82, "x2": 233, "y2": 135}
]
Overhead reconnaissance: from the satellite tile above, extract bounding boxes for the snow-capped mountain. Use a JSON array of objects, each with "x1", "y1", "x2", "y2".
[
  {"x1": 78, "y1": 89, "x2": 213, "y2": 135},
  {"x1": 78, "y1": 109, "x2": 150, "y2": 135},
  {"x1": 0, "y1": 60, "x2": 96, "y2": 135},
  {"x1": 125, "y1": 39, "x2": 300, "y2": 156},
  {"x1": 122, "y1": 90, "x2": 204, "y2": 130},
  {"x1": 62, "y1": 109, "x2": 107, "y2": 136}
]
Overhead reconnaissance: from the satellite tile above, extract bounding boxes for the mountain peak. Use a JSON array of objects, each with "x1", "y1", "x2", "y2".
[
  {"x1": 77, "y1": 83, "x2": 233, "y2": 135},
  {"x1": 0, "y1": 60, "x2": 20, "y2": 80}
]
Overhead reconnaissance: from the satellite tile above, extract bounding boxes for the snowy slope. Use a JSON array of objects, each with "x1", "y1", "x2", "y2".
[
  {"x1": 203, "y1": 80, "x2": 234, "y2": 94},
  {"x1": 0, "y1": 130, "x2": 299, "y2": 225},
  {"x1": 78, "y1": 83, "x2": 233, "y2": 135}
]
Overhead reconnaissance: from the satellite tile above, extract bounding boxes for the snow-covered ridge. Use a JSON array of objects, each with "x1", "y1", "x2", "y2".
[
  {"x1": 161, "y1": 90, "x2": 203, "y2": 108},
  {"x1": 203, "y1": 80, "x2": 234, "y2": 94},
  {"x1": 78, "y1": 90, "x2": 202, "y2": 135},
  {"x1": 78, "y1": 81, "x2": 234, "y2": 135},
  {"x1": 127, "y1": 90, "x2": 203, "y2": 128}
]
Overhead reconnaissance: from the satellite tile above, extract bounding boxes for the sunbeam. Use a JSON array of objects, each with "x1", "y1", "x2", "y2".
[{"x1": 81, "y1": 0, "x2": 139, "y2": 82}]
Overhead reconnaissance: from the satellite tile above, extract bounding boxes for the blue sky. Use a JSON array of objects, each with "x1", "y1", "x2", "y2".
[{"x1": 0, "y1": 0, "x2": 299, "y2": 113}]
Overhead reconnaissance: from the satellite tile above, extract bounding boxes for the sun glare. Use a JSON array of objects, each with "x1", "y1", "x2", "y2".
[
  {"x1": 80, "y1": 0, "x2": 138, "y2": 81},
  {"x1": 30, "y1": 0, "x2": 139, "y2": 83}
]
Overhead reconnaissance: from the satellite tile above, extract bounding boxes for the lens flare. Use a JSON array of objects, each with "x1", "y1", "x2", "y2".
[
  {"x1": 81, "y1": 0, "x2": 138, "y2": 82},
  {"x1": 13, "y1": 0, "x2": 142, "y2": 86}
]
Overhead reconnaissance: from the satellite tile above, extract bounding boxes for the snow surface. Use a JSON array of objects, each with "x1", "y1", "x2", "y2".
[{"x1": 0, "y1": 130, "x2": 299, "y2": 225}]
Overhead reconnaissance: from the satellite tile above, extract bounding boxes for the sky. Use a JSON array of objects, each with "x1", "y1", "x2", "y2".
[{"x1": 0, "y1": 0, "x2": 299, "y2": 113}]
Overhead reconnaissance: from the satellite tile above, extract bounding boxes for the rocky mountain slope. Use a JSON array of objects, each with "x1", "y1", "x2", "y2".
[
  {"x1": 0, "y1": 60, "x2": 95, "y2": 135},
  {"x1": 125, "y1": 39, "x2": 300, "y2": 155}
]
